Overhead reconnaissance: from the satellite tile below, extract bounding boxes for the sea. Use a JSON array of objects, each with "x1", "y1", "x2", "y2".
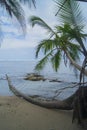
[{"x1": 0, "y1": 60, "x2": 81, "y2": 99}]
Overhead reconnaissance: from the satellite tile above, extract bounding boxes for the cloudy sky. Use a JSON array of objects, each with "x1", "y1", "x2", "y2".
[{"x1": 0, "y1": 0, "x2": 87, "y2": 60}]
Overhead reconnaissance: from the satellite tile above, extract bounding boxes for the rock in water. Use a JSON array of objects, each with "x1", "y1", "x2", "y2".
[{"x1": 24, "y1": 73, "x2": 46, "y2": 81}]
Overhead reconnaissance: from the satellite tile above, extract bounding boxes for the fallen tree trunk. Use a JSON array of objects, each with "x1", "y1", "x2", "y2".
[
  {"x1": 6, "y1": 75, "x2": 74, "y2": 110},
  {"x1": 6, "y1": 75, "x2": 87, "y2": 124}
]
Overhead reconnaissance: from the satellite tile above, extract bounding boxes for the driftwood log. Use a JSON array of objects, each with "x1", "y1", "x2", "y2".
[
  {"x1": 6, "y1": 75, "x2": 87, "y2": 124},
  {"x1": 6, "y1": 75, "x2": 74, "y2": 110}
]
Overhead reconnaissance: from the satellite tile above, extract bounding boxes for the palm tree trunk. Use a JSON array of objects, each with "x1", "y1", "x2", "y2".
[{"x1": 65, "y1": 51, "x2": 87, "y2": 76}]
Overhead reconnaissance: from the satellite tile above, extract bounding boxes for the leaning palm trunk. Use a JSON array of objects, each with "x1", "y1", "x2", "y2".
[
  {"x1": 66, "y1": 50, "x2": 87, "y2": 124},
  {"x1": 65, "y1": 50, "x2": 87, "y2": 76}
]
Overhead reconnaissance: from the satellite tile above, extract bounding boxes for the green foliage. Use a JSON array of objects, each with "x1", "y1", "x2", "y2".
[
  {"x1": 29, "y1": 16, "x2": 56, "y2": 37},
  {"x1": 35, "y1": 51, "x2": 53, "y2": 71},
  {"x1": 55, "y1": 0, "x2": 87, "y2": 56},
  {"x1": 29, "y1": 0, "x2": 87, "y2": 72},
  {"x1": 36, "y1": 39, "x2": 56, "y2": 58},
  {"x1": 29, "y1": 15, "x2": 84, "y2": 71},
  {"x1": 55, "y1": 0, "x2": 84, "y2": 29},
  {"x1": 51, "y1": 50, "x2": 61, "y2": 72},
  {"x1": 67, "y1": 42, "x2": 80, "y2": 61}
]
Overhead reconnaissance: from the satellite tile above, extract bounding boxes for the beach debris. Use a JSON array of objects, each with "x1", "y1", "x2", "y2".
[{"x1": 24, "y1": 73, "x2": 46, "y2": 81}]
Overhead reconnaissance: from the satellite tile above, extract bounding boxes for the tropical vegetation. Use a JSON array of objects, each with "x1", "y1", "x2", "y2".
[{"x1": 29, "y1": 0, "x2": 87, "y2": 77}]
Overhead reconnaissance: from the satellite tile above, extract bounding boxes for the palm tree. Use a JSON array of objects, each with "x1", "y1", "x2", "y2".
[
  {"x1": 55, "y1": 0, "x2": 87, "y2": 80},
  {"x1": 29, "y1": 17, "x2": 81, "y2": 71},
  {"x1": 29, "y1": 0, "x2": 87, "y2": 75},
  {"x1": 28, "y1": 0, "x2": 87, "y2": 124}
]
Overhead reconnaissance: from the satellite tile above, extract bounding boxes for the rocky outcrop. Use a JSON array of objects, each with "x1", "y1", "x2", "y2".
[{"x1": 24, "y1": 73, "x2": 46, "y2": 81}]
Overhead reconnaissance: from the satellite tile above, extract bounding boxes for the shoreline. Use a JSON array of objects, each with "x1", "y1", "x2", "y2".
[{"x1": 0, "y1": 95, "x2": 85, "y2": 130}]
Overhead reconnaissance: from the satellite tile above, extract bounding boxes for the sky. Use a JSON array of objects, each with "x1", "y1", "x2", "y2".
[{"x1": 0, "y1": 0, "x2": 87, "y2": 60}]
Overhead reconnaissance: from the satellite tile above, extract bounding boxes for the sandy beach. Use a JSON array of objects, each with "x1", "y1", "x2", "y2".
[{"x1": 0, "y1": 96, "x2": 86, "y2": 130}]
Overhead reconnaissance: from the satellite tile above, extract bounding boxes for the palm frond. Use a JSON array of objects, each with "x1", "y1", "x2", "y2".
[
  {"x1": 55, "y1": 0, "x2": 85, "y2": 29},
  {"x1": 29, "y1": 16, "x2": 56, "y2": 37},
  {"x1": 51, "y1": 50, "x2": 61, "y2": 72},
  {"x1": 55, "y1": 23, "x2": 71, "y2": 33},
  {"x1": 55, "y1": 0, "x2": 67, "y2": 16},
  {"x1": 55, "y1": 23, "x2": 87, "y2": 55},
  {"x1": 35, "y1": 41, "x2": 45, "y2": 58},
  {"x1": 9, "y1": 0, "x2": 26, "y2": 32},
  {"x1": 36, "y1": 39, "x2": 57, "y2": 58},
  {"x1": 0, "y1": 0, "x2": 36, "y2": 33},
  {"x1": 0, "y1": 0, "x2": 26, "y2": 32},
  {"x1": 67, "y1": 42, "x2": 80, "y2": 61},
  {"x1": 35, "y1": 51, "x2": 53, "y2": 71},
  {"x1": 55, "y1": 23, "x2": 85, "y2": 41}
]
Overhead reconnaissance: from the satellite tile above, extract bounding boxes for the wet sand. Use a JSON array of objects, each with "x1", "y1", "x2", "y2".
[{"x1": 0, "y1": 96, "x2": 86, "y2": 130}]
